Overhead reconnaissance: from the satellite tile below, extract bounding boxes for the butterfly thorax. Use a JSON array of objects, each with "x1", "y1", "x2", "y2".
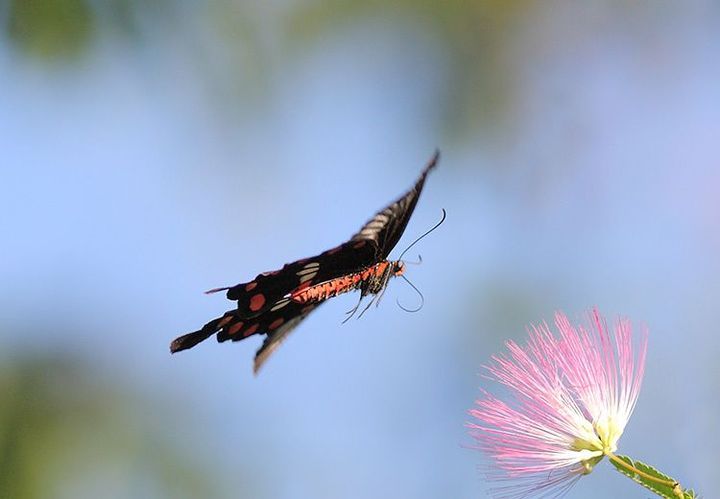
[{"x1": 289, "y1": 260, "x2": 405, "y2": 304}]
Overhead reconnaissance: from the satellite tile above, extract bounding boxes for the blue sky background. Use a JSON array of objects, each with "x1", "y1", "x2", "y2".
[{"x1": 1, "y1": 2, "x2": 718, "y2": 498}]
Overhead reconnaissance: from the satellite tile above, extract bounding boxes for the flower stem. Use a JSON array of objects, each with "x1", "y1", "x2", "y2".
[{"x1": 605, "y1": 452, "x2": 684, "y2": 498}]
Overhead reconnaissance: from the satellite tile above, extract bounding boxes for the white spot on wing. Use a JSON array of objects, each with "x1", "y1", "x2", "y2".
[
  {"x1": 298, "y1": 271, "x2": 318, "y2": 283},
  {"x1": 270, "y1": 299, "x2": 291, "y2": 311},
  {"x1": 297, "y1": 263, "x2": 320, "y2": 276}
]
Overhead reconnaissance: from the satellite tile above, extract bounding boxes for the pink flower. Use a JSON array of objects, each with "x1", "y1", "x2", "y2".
[{"x1": 467, "y1": 308, "x2": 647, "y2": 498}]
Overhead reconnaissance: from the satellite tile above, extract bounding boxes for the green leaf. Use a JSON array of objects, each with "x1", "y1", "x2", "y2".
[{"x1": 609, "y1": 454, "x2": 697, "y2": 498}]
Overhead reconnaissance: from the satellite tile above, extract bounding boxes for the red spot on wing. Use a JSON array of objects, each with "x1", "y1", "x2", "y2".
[
  {"x1": 249, "y1": 293, "x2": 266, "y2": 312},
  {"x1": 226, "y1": 321, "x2": 245, "y2": 336},
  {"x1": 268, "y1": 318, "x2": 284, "y2": 330},
  {"x1": 245, "y1": 282, "x2": 257, "y2": 291},
  {"x1": 243, "y1": 324, "x2": 260, "y2": 337}
]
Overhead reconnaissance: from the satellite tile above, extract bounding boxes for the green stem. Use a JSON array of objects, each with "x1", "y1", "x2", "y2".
[{"x1": 606, "y1": 452, "x2": 684, "y2": 498}]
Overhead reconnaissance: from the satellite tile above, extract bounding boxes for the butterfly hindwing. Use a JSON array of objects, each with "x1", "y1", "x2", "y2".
[
  {"x1": 215, "y1": 299, "x2": 322, "y2": 374},
  {"x1": 171, "y1": 300, "x2": 321, "y2": 374}
]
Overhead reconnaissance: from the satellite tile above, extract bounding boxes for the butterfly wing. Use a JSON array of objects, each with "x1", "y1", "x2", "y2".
[
  {"x1": 208, "y1": 150, "x2": 439, "y2": 317},
  {"x1": 351, "y1": 150, "x2": 439, "y2": 259}
]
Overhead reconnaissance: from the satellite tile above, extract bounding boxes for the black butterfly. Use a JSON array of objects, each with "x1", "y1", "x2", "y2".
[{"x1": 171, "y1": 151, "x2": 439, "y2": 373}]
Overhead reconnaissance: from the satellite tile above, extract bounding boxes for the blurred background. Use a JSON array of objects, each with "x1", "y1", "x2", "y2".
[{"x1": 1, "y1": 1, "x2": 718, "y2": 498}]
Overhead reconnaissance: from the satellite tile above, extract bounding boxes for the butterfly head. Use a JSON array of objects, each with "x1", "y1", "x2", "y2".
[{"x1": 391, "y1": 261, "x2": 406, "y2": 277}]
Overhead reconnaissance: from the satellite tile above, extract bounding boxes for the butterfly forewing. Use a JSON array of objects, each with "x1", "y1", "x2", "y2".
[{"x1": 351, "y1": 150, "x2": 439, "y2": 259}]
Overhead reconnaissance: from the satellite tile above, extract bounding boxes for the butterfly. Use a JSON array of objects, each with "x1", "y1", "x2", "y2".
[{"x1": 170, "y1": 151, "x2": 440, "y2": 373}]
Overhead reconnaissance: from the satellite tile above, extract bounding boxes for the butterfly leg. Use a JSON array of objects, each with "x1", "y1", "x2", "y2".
[
  {"x1": 343, "y1": 295, "x2": 365, "y2": 323},
  {"x1": 356, "y1": 293, "x2": 379, "y2": 319},
  {"x1": 374, "y1": 282, "x2": 390, "y2": 308}
]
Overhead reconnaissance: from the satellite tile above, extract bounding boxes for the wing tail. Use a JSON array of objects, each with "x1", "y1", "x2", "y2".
[
  {"x1": 170, "y1": 312, "x2": 244, "y2": 353},
  {"x1": 170, "y1": 316, "x2": 226, "y2": 353}
]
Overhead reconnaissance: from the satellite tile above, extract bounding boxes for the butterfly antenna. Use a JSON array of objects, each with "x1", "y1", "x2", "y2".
[
  {"x1": 397, "y1": 274, "x2": 424, "y2": 313},
  {"x1": 397, "y1": 209, "x2": 446, "y2": 262}
]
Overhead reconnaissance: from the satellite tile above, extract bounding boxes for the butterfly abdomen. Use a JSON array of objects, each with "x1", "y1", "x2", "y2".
[{"x1": 290, "y1": 261, "x2": 395, "y2": 304}]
